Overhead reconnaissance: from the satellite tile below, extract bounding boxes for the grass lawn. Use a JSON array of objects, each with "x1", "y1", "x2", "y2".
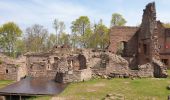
[
  {"x1": 58, "y1": 71, "x2": 170, "y2": 100},
  {"x1": 1, "y1": 71, "x2": 170, "y2": 100},
  {"x1": 27, "y1": 96, "x2": 51, "y2": 100},
  {"x1": 0, "y1": 80, "x2": 13, "y2": 88}
]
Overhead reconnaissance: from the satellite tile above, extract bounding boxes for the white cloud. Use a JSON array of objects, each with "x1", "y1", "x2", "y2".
[
  {"x1": 0, "y1": 0, "x2": 110, "y2": 33},
  {"x1": 1, "y1": 0, "x2": 170, "y2": 34}
]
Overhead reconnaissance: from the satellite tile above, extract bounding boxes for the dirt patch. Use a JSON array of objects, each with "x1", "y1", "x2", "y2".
[
  {"x1": 86, "y1": 82, "x2": 105, "y2": 93},
  {"x1": 124, "y1": 81, "x2": 130, "y2": 84},
  {"x1": 93, "y1": 82, "x2": 105, "y2": 87}
]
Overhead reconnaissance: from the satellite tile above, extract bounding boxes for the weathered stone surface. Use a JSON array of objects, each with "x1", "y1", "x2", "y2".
[
  {"x1": 108, "y1": 2, "x2": 168, "y2": 78},
  {"x1": 0, "y1": 53, "x2": 27, "y2": 81},
  {"x1": 167, "y1": 85, "x2": 170, "y2": 90},
  {"x1": 152, "y1": 58, "x2": 168, "y2": 78},
  {"x1": 25, "y1": 46, "x2": 92, "y2": 83}
]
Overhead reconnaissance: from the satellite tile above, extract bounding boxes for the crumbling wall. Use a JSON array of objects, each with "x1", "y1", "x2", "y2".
[
  {"x1": 137, "y1": 2, "x2": 168, "y2": 77},
  {"x1": 56, "y1": 68, "x2": 92, "y2": 83},
  {"x1": 106, "y1": 2, "x2": 168, "y2": 78},
  {"x1": 0, "y1": 63, "x2": 19, "y2": 81},
  {"x1": 85, "y1": 49, "x2": 165, "y2": 78},
  {"x1": 108, "y1": 26, "x2": 138, "y2": 56},
  {"x1": 84, "y1": 50, "x2": 130, "y2": 77},
  {"x1": 137, "y1": 2, "x2": 157, "y2": 65},
  {"x1": 16, "y1": 56, "x2": 27, "y2": 81},
  {"x1": 0, "y1": 53, "x2": 26, "y2": 81},
  {"x1": 130, "y1": 63, "x2": 154, "y2": 77},
  {"x1": 25, "y1": 49, "x2": 91, "y2": 83},
  {"x1": 106, "y1": 53, "x2": 129, "y2": 77}
]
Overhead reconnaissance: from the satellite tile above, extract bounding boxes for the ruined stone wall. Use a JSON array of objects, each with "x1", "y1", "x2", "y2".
[
  {"x1": 157, "y1": 23, "x2": 170, "y2": 68},
  {"x1": 157, "y1": 21, "x2": 166, "y2": 53},
  {"x1": 163, "y1": 29, "x2": 170, "y2": 53},
  {"x1": 27, "y1": 56, "x2": 48, "y2": 64},
  {"x1": 136, "y1": 2, "x2": 168, "y2": 77},
  {"x1": 108, "y1": 26, "x2": 138, "y2": 56},
  {"x1": 137, "y1": 2, "x2": 157, "y2": 65},
  {"x1": 0, "y1": 54, "x2": 16, "y2": 80},
  {"x1": 104, "y1": 52, "x2": 130, "y2": 77},
  {"x1": 17, "y1": 66, "x2": 27, "y2": 81},
  {"x1": 0, "y1": 63, "x2": 18, "y2": 80},
  {"x1": 16, "y1": 56, "x2": 27, "y2": 81},
  {"x1": 0, "y1": 54, "x2": 28, "y2": 81},
  {"x1": 85, "y1": 50, "x2": 160, "y2": 78},
  {"x1": 25, "y1": 51, "x2": 91, "y2": 83},
  {"x1": 130, "y1": 63, "x2": 154, "y2": 77},
  {"x1": 26, "y1": 55, "x2": 48, "y2": 78},
  {"x1": 160, "y1": 54, "x2": 170, "y2": 69},
  {"x1": 59, "y1": 68, "x2": 92, "y2": 83}
]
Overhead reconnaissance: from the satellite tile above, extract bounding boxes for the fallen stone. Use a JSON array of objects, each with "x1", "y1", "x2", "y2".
[
  {"x1": 106, "y1": 93, "x2": 113, "y2": 97},
  {"x1": 103, "y1": 75, "x2": 108, "y2": 79},
  {"x1": 168, "y1": 95, "x2": 170, "y2": 100},
  {"x1": 167, "y1": 85, "x2": 170, "y2": 90}
]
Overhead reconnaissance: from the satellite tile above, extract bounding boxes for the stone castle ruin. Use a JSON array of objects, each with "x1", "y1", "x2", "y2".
[
  {"x1": 0, "y1": 2, "x2": 168, "y2": 83},
  {"x1": 108, "y1": 2, "x2": 168, "y2": 78},
  {"x1": 25, "y1": 45, "x2": 92, "y2": 83}
]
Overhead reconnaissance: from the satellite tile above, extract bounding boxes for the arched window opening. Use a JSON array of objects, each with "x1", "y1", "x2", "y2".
[
  {"x1": 143, "y1": 44, "x2": 147, "y2": 55},
  {"x1": 116, "y1": 41, "x2": 127, "y2": 56},
  {"x1": 6, "y1": 69, "x2": 8, "y2": 74}
]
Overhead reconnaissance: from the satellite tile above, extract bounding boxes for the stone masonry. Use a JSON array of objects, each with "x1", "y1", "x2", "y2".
[
  {"x1": 0, "y1": 54, "x2": 27, "y2": 81},
  {"x1": 108, "y1": 2, "x2": 168, "y2": 78}
]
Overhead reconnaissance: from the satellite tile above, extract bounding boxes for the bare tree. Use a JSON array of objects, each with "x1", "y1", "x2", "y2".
[
  {"x1": 24, "y1": 24, "x2": 49, "y2": 52},
  {"x1": 53, "y1": 19, "x2": 66, "y2": 45}
]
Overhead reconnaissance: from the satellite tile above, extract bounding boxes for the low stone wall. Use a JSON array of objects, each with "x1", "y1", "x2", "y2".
[
  {"x1": 61, "y1": 68, "x2": 92, "y2": 83},
  {"x1": 28, "y1": 70, "x2": 46, "y2": 77},
  {"x1": 17, "y1": 66, "x2": 27, "y2": 81},
  {"x1": 47, "y1": 70, "x2": 58, "y2": 80},
  {"x1": 91, "y1": 68, "x2": 106, "y2": 76},
  {"x1": 128, "y1": 63, "x2": 154, "y2": 78},
  {"x1": 0, "y1": 64, "x2": 18, "y2": 81},
  {"x1": 80, "y1": 68, "x2": 92, "y2": 81},
  {"x1": 29, "y1": 70, "x2": 58, "y2": 80}
]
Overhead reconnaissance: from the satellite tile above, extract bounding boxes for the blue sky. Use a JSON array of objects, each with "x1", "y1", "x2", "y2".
[{"x1": 0, "y1": 0, "x2": 170, "y2": 33}]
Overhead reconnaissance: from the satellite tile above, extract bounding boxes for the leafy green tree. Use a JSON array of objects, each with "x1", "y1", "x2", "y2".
[
  {"x1": 111, "y1": 13, "x2": 127, "y2": 27},
  {"x1": 70, "y1": 33, "x2": 79, "y2": 48},
  {"x1": 59, "y1": 32, "x2": 70, "y2": 45},
  {"x1": 83, "y1": 27, "x2": 93, "y2": 48},
  {"x1": 71, "y1": 16, "x2": 91, "y2": 48},
  {"x1": 0, "y1": 22, "x2": 22, "y2": 57},
  {"x1": 89, "y1": 19, "x2": 109, "y2": 49},
  {"x1": 15, "y1": 39, "x2": 26, "y2": 55}
]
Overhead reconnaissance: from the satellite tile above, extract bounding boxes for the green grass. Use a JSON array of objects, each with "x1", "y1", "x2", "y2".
[
  {"x1": 26, "y1": 96, "x2": 51, "y2": 100},
  {"x1": 59, "y1": 77, "x2": 170, "y2": 100},
  {"x1": 0, "y1": 80, "x2": 13, "y2": 88}
]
